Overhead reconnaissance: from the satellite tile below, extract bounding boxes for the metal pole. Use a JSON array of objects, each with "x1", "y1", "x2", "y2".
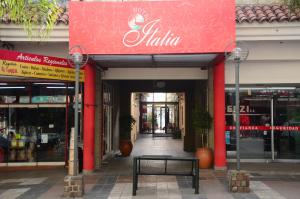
[
  {"x1": 235, "y1": 59, "x2": 240, "y2": 171},
  {"x1": 73, "y1": 64, "x2": 80, "y2": 176},
  {"x1": 271, "y1": 98, "x2": 275, "y2": 160}
]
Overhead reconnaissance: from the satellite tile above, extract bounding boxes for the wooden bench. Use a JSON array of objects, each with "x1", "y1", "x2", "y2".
[{"x1": 132, "y1": 155, "x2": 199, "y2": 196}]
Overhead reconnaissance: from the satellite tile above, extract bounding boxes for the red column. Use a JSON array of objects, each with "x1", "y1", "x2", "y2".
[
  {"x1": 83, "y1": 63, "x2": 95, "y2": 173},
  {"x1": 213, "y1": 59, "x2": 226, "y2": 169}
]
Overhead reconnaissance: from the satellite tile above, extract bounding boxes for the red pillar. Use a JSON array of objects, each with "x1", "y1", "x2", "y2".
[
  {"x1": 83, "y1": 63, "x2": 95, "y2": 173},
  {"x1": 213, "y1": 59, "x2": 226, "y2": 169}
]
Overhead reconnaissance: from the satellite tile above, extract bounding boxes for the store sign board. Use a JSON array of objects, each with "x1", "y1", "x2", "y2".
[
  {"x1": 226, "y1": 126, "x2": 300, "y2": 131},
  {"x1": 0, "y1": 49, "x2": 84, "y2": 82},
  {"x1": 69, "y1": 0, "x2": 235, "y2": 54}
]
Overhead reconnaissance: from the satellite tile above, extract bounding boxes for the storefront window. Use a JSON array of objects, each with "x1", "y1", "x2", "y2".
[
  {"x1": 226, "y1": 86, "x2": 300, "y2": 160},
  {"x1": 0, "y1": 82, "x2": 76, "y2": 164}
]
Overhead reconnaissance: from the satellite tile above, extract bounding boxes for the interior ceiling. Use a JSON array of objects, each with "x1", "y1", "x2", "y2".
[
  {"x1": 0, "y1": 75, "x2": 67, "y2": 83},
  {"x1": 91, "y1": 54, "x2": 220, "y2": 68}
]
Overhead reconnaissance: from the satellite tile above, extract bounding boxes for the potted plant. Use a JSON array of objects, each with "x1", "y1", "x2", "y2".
[
  {"x1": 192, "y1": 105, "x2": 213, "y2": 169},
  {"x1": 119, "y1": 115, "x2": 136, "y2": 156}
]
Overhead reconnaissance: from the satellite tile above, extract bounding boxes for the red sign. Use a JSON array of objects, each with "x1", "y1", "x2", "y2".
[
  {"x1": 226, "y1": 126, "x2": 300, "y2": 131},
  {"x1": 0, "y1": 49, "x2": 85, "y2": 81},
  {"x1": 0, "y1": 49, "x2": 70, "y2": 68},
  {"x1": 69, "y1": 0, "x2": 235, "y2": 54}
]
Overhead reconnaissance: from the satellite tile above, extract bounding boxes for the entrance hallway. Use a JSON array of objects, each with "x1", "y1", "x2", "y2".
[
  {"x1": 132, "y1": 134, "x2": 192, "y2": 157},
  {"x1": 101, "y1": 134, "x2": 193, "y2": 175}
]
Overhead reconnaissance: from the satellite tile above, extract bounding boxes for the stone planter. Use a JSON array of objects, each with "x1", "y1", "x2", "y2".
[
  {"x1": 64, "y1": 175, "x2": 84, "y2": 197},
  {"x1": 227, "y1": 170, "x2": 250, "y2": 193}
]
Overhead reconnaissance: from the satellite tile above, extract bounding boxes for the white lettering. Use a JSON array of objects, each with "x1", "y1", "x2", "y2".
[
  {"x1": 123, "y1": 19, "x2": 181, "y2": 47},
  {"x1": 16, "y1": 54, "x2": 67, "y2": 67},
  {"x1": 17, "y1": 53, "x2": 41, "y2": 63},
  {"x1": 43, "y1": 57, "x2": 68, "y2": 66}
]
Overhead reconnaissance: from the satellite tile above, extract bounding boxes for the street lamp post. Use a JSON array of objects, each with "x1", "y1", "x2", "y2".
[
  {"x1": 64, "y1": 46, "x2": 88, "y2": 197},
  {"x1": 229, "y1": 45, "x2": 249, "y2": 171},
  {"x1": 234, "y1": 49, "x2": 241, "y2": 171},
  {"x1": 67, "y1": 46, "x2": 88, "y2": 176},
  {"x1": 72, "y1": 52, "x2": 83, "y2": 176}
]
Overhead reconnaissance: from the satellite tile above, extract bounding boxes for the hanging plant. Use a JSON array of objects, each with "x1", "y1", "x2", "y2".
[{"x1": 0, "y1": 0, "x2": 63, "y2": 38}]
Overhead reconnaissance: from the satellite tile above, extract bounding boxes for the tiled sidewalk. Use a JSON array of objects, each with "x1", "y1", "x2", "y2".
[
  {"x1": 1, "y1": 135, "x2": 300, "y2": 198},
  {"x1": 1, "y1": 168, "x2": 298, "y2": 199}
]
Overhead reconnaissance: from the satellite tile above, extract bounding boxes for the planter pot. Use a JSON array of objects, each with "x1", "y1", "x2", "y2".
[
  {"x1": 195, "y1": 147, "x2": 213, "y2": 169},
  {"x1": 119, "y1": 140, "x2": 133, "y2": 157}
]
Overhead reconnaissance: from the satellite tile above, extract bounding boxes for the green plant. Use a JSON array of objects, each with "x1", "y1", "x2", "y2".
[
  {"x1": 0, "y1": 0, "x2": 63, "y2": 38},
  {"x1": 192, "y1": 105, "x2": 212, "y2": 148},
  {"x1": 284, "y1": 0, "x2": 300, "y2": 10},
  {"x1": 119, "y1": 115, "x2": 136, "y2": 140}
]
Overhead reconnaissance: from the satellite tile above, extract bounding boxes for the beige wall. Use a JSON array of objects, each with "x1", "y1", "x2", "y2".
[
  {"x1": 11, "y1": 42, "x2": 68, "y2": 58},
  {"x1": 236, "y1": 0, "x2": 283, "y2": 4},
  {"x1": 178, "y1": 93, "x2": 186, "y2": 137},
  {"x1": 131, "y1": 93, "x2": 139, "y2": 143},
  {"x1": 102, "y1": 68, "x2": 208, "y2": 80},
  {"x1": 225, "y1": 40, "x2": 300, "y2": 84},
  {"x1": 226, "y1": 60, "x2": 300, "y2": 84},
  {"x1": 239, "y1": 41, "x2": 300, "y2": 61}
]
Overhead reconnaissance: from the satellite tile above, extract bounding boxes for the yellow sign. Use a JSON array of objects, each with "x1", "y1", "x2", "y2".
[{"x1": 0, "y1": 60, "x2": 85, "y2": 82}]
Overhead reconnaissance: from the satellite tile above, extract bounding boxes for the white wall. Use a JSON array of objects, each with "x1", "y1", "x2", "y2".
[{"x1": 102, "y1": 68, "x2": 208, "y2": 80}]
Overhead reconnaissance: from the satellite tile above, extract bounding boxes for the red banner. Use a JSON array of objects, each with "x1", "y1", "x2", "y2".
[
  {"x1": 0, "y1": 49, "x2": 85, "y2": 81},
  {"x1": 226, "y1": 126, "x2": 300, "y2": 131},
  {"x1": 0, "y1": 49, "x2": 70, "y2": 68},
  {"x1": 69, "y1": 0, "x2": 235, "y2": 54}
]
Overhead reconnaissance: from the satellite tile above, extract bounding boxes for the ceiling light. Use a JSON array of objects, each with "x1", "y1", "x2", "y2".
[
  {"x1": 0, "y1": 87, "x2": 25, "y2": 89},
  {"x1": 34, "y1": 83, "x2": 65, "y2": 85},
  {"x1": 46, "y1": 86, "x2": 74, "y2": 89},
  {"x1": 225, "y1": 87, "x2": 296, "y2": 91}
]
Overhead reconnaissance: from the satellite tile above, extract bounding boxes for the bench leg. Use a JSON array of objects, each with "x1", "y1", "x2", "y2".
[
  {"x1": 192, "y1": 175, "x2": 195, "y2": 188},
  {"x1": 192, "y1": 161, "x2": 195, "y2": 188},
  {"x1": 195, "y1": 159, "x2": 199, "y2": 194},
  {"x1": 133, "y1": 157, "x2": 137, "y2": 196}
]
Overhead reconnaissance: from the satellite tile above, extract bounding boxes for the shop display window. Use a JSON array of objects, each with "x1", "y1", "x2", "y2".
[
  {"x1": 0, "y1": 82, "x2": 77, "y2": 164},
  {"x1": 225, "y1": 86, "x2": 300, "y2": 159}
]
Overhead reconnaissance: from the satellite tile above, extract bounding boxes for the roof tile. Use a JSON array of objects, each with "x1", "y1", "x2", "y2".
[
  {"x1": 236, "y1": 4, "x2": 300, "y2": 23},
  {"x1": 1, "y1": 4, "x2": 300, "y2": 25}
]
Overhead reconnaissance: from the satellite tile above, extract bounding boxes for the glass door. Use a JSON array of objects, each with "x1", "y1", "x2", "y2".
[
  {"x1": 274, "y1": 97, "x2": 300, "y2": 159},
  {"x1": 226, "y1": 99, "x2": 272, "y2": 159},
  {"x1": 140, "y1": 102, "x2": 179, "y2": 136},
  {"x1": 36, "y1": 107, "x2": 66, "y2": 162},
  {"x1": 141, "y1": 103, "x2": 153, "y2": 134},
  {"x1": 166, "y1": 104, "x2": 179, "y2": 133},
  {"x1": 139, "y1": 93, "x2": 180, "y2": 135}
]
